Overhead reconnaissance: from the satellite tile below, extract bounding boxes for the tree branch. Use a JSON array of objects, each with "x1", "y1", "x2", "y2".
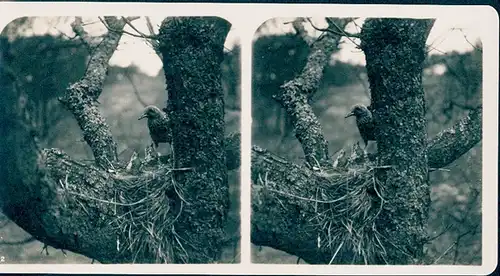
[
  {"x1": 59, "y1": 16, "x2": 126, "y2": 168},
  {"x1": 71, "y1": 17, "x2": 93, "y2": 47},
  {"x1": 145, "y1": 17, "x2": 162, "y2": 60},
  {"x1": 291, "y1": 18, "x2": 315, "y2": 45},
  {"x1": 273, "y1": 18, "x2": 350, "y2": 168},
  {"x1": 427, "y1": 106, "x2": 482, "y2": 168},
  {"x1": 362, "y1": 18, "x2": 435, "y2": 264},
  {"x1": 251, "y1": 143, "x2": 381, "y2": 264},
  {"x1": 251, "y1": 146, "x2": 338, "y2": 264},
  {"x1": 0, "y1": 121, "x2": 125, "y2": 263},
  {"x1": 307, "y1": 18, "x2": 361, "y2": 50},
  {"x1": 99, "y1": 16, "x2": 151, "y2": 39},
  {"x1": 326, "y1": 17, "x2": 361, "y2": 39}
]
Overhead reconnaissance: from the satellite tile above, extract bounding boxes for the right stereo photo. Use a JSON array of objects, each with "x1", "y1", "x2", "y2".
[{"x1": 251, "y1": 17, "x2": 482, "y2": 265}]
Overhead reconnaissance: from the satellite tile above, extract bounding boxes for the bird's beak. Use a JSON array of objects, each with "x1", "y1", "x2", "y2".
[
  {"x1": 345, "y1": 111, "x2": 354, "y2": 118},
  {"x1": 138, "y1": 113, "x2": 147, "y2": 120}
]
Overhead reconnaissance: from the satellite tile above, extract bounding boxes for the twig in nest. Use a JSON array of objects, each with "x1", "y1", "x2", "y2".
[
  {"x1": 268, "y1": 186, "x2": 349, "y2": 204},
  {"x1": 67, "y1": 190, "x2": 149, "y2": 206},
  {"x1": 328, "y1": 240, "x2": 345, "y2": 264}
]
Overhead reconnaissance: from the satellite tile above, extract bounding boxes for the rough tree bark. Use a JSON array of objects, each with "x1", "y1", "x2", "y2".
[
  {"x1": 251, "y1": 18, "x2": 482, "y2": 264},
  {"x1": 427, "y1": 105, "x2": 482, "y2": 169},
  {"x1": 272, "y1": 18, "x2": 350, "y2": 168},
  {"x1": 0, "y1": 17, "x2": 131, "y2": 263},
  {"x1": 59, "y1": 17, "x2": 123, "y2": 168},
  {"x1": 0, "y1": 16, "x2": 234, "y2": 264},
  {"x1": 361, "y1": 18, "x2": 435, "y2": 264},
  {"x1": 158, "y1": 17, "x2": 231, "y2": 263}
]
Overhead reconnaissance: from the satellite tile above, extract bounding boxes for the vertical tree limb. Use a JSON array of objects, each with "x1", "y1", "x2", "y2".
[
  {"x1": 158, "y1": 17, "x2": 231, "y2": 263},
  {"x1": 59, "y1": 17, "x2": 127, "y2": 168},
  {"x1": 361, "y1": 18, "x2": 435, "y2": 264},
  {"x1": 273, "y1": 18, "x2": 350, "y2": 168}
]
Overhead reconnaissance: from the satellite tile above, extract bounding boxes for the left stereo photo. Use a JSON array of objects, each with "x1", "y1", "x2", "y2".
[{"x1": 0, "y1": 16, "x2": 241, "y2": 264}]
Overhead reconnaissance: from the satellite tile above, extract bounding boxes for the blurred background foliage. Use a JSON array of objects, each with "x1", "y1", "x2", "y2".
[
  {"x1": 0, "y1": 17, "x2": 240, "y2": 263},
  {"x1": 251, "y1": 22, "x2": 482, "y2": 265}
]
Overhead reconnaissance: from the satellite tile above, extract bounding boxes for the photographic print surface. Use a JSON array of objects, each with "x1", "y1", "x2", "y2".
[
  {"x1": 251, "y1": 17, "x2": 483, "y2": 265},
  {"x1": 0, "y1": 16, "x2": 241, "y2": 264},
  {"x1": 0, "y1": 3, "x2": 497, "y2": 275}
]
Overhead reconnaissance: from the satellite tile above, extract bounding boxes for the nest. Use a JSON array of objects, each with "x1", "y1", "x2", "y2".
[
  {"x1": 110, "y1": 161, "x2": 189, "y2": 263},
  {"x1": 262, "y1": 143, "x2": 391, "y2": 264},
  {"x1": 104, "y1": 144, "x2": 201, "y2": 263},
  {"x1": 63, "y1": 146, "x2": 191, "y2": 263},
  {"x1": 313, "y1": 165, "x2": 389, "y2": 264},
  {"x1": 316, "y1": 145, "x2": 392, "y2": 264}
]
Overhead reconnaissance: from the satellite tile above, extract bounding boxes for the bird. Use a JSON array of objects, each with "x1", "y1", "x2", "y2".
[
  {"x1": 345, "y1": 104, "x2": 376, "y2": 147},
  {"x1": 138, "y1": 105, "x2": 172, "y2": 150}
]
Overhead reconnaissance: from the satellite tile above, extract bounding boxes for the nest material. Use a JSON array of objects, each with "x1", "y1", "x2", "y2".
[
  {"x1": 112, "y1": 144, "x2": 201, "y2": 263},
  {"x1": 63, "y1": 146, "x2": 190, "y2": 263},
  {"x1": 315, "y1": 166, "x2": 388, "y2": 264},
  {"x1": 61, "y1": 135, "x2": 241, "y2": 264},
  {"x1": 263, "y1": 143, "x2": 391, "y2": 264},
  {"x1": 111, "y1": 161, "x2": 188, "y2": 263}
]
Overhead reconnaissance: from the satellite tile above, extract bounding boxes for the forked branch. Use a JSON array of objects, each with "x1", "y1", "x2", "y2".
[
  {"x1": 274, "y1": 18, "x2": 351, "y2": 168},
  {"x1": 59, "y1": 16, "x2": 129, "y2": 168}
]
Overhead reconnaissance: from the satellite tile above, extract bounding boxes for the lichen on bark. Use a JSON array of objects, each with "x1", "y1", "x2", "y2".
[
  {"x1": 273, "y1": 19, "x2": 351, "y2": 168},
  {"x1": 361, "y1": 18, "x2": 435, "y2": 263},
  {"x1": 58, "y1": 17, "x2": 126, "y2": 169},
  {"x1": 427, "y1": 106, "x2": 482, "y2": 168},
  {"x1": 157, "y1": 17, "x2": 231, "y2": 263}
]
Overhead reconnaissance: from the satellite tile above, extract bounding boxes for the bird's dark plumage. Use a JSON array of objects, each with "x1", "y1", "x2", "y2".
[
  {"x1": 139, "y1": 105, "x2": 172, "y2": 148},
  {"x1": 345, "y1": 104, "x2": 376, "y2": 147}
]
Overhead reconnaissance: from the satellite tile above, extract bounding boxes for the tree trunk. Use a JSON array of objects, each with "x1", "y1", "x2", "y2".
[
  {"x1": 361, "y1": 18, "x2": 435, "y2": 264},
  {"x1": 158, "y1": 17, "x2": 231, "y2": 263}
]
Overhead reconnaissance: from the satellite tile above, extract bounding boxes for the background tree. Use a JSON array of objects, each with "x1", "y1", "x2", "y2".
[
  {"x1": 251, "y1": 18, "x2": 482, "y2": 264},
  {"x1": 0, "y1": 16, "x2": 240, "y2": 263}
]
